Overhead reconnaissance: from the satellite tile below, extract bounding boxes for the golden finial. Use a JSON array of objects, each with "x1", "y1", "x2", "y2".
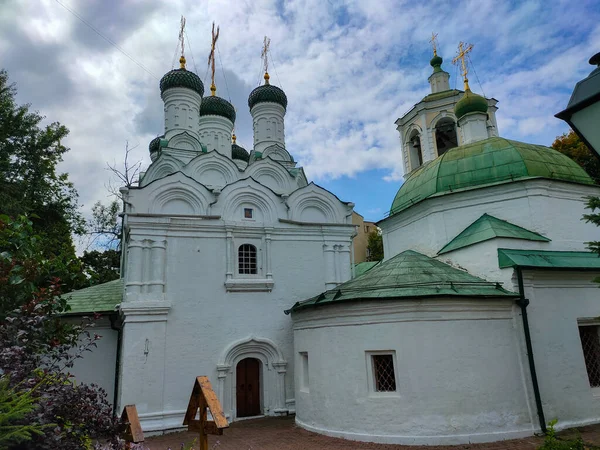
[
  {"x1": 208, "y1": 22, "x2": 220, "y2": 96},
  {"x1": 452, "y1": 41, "x2": 474, "y2": 91},
  {"x1": 429, "y1": 32, "x2": 439, "y2": 56},
  {"x1": 261, "y1": 36, "x2": 271, "y2": 85},
  {"x1": 232, "y1": 133, "x2": 237, "y2": 144},
  {"x1": 178, "y1": 16, "x2": 187, "y2": 69}
]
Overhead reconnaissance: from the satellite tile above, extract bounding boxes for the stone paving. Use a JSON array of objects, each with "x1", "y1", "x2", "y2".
[{"x1": 145, "y1": 416, "x2": 600, "y2": 450}]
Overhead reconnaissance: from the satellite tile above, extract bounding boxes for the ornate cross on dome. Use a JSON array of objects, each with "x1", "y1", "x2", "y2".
[
  {"x1": 452, "y1": 41, "x2": 474, "y2": 91},
  {"x1": 261, "y1": 36, "x2": 271, "y2": 84},
  {"x1": 429, "y1": 32, "x2": 438, "y2": 56},
  {"x1": 208, "y1": 22, "x2": 220, "y2": 96},
  {"x1": 178, "y1": 16, "x2": 186, "y2": 69}
]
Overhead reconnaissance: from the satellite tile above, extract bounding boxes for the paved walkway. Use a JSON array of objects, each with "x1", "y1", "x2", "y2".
[{"x1": 145, "y1": 416, "x2": 600, "y2": 450}]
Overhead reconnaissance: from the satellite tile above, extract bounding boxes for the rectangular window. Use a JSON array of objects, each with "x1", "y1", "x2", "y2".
[
  {"x1": 244, "y1": 208, "x2": 253, "y2": 219},
  {"x1": 300, "y1": 352, "x2": 309, "y2": 392},
  {"x1": 371, "y1": 353, "x2": 396, "y2": 392},
  {"x1": 579, "y1": 325, "x2": 600, "y2": 388}
]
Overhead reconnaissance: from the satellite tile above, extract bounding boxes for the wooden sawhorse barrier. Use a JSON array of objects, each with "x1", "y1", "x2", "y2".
[
  {"x1": 183, "y1": 376, "x2": 229, "y2": 450},
  {"x1": 120, "y1": 404, "x2": 144, "y2": 447}
]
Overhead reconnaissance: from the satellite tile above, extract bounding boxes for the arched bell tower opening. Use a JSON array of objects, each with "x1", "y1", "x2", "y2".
[
  {"x1": 434, "y1": 117, "x2": 458, "y2": 156},
  {"x1": 407, "y1": 130, "x2": 423, "y2": 171}
]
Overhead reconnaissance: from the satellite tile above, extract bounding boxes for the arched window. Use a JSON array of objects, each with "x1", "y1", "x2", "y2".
[
  {"x1": 435, "y1": 118, "x2": 458, "y2": 156},
  {"x1": 408, "y1": 130, "x2": 423, "y2": 170},
  {"x1": 238, "y1": 244, "x2": 257, "y2": 275}
]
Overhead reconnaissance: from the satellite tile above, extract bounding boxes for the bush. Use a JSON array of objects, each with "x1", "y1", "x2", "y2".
[{"x1": 539, "y1": 420, "x2": 585, "y2": 450}]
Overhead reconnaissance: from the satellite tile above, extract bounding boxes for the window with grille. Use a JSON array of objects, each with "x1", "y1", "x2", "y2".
[
  {"x1": 238, "y1": 244, "x2": 257, "y2": 275},
  {"x1": 372, "y1": 354, "x2": 396, "y2": 392},
  {"x1": 579, "y1": 325, "x2": 600, "y2": 388}
]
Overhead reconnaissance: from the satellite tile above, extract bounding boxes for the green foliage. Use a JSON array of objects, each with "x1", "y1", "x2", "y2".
[
  {"x1": 80, "y1": 249, "x2": 120, "y2": 286},
  {"x1": 367, "y1": 230, "x2": 384, "y2": 261},
  {"x1": 0, "y1": 376, "x2": 48, "y2": 449},
  {"x1": 583, "y1": 196, "x2": 600, "y2": 256},
  {"x1": 87, "y1": 201, "x2": 122, "y2": 250},
  {"x1": 552, "y1": 130, "x2": 600, "y2": 184},
  {"x1": 0, "y1": 69, "x2": 85, "y2": 293},
  {"x1": 538, "y1": 419, "x2": 585, "y2": 450}
]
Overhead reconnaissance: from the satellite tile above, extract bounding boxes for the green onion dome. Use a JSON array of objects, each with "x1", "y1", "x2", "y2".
[
  {"x1": 159, "y1": 68, "x2": 204, "y2": 97},
  {"x1": 454, "y1": 89, "x2": 488, "y2": 120},
  {"x1": 232, "y1": 143, "x2": 250, "y2": 162},
  {"x1": 430, "y1": 54, "x2": 443, "y2": 68},
  {"x1": 200, "y1": 95, "x2": 236, "y2": 123},
  {"x1": 248, "y1": 73, "x2": 288, "y2": 111},
  {"x1": 149, "y1": 135, "x2": 164, "y2": 154}
]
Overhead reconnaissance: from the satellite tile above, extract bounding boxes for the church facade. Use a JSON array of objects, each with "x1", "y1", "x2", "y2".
[{"x1": 67, "y1": 44, "x2": 600, "y2": 445}]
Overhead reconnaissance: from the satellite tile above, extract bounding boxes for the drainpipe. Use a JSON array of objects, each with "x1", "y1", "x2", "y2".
[
  {"x1": 515, "y1": 267, "x2": 547, "y2": 434},
  {"x1": 109, "y1": 313, "x2": 123, "y2": 415}
]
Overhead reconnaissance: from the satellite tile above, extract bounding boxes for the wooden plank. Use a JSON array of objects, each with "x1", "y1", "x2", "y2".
[
  {"x1": 199, "y1": 394, "x2": 208, "y2": 450},
  {"x1": 120, "y1": 405, "x2": 144, "y2": 443},
  {"x1": 188, "y1": 419, "x2": 203, "y2": 433},
  {"x1": 183, "y1": 380, "x2": 201, "y2": 425},
  {"x1": 197, "y1": 376, "x2": 229, "y2": 429},
  {"x1": 203, "y1": 421, "x2": 223, "y2": 436}
]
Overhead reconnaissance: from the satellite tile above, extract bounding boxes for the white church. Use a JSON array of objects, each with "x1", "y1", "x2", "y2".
[{"x1": 66, "y1": 39, "x2": 600, "y2": 445}]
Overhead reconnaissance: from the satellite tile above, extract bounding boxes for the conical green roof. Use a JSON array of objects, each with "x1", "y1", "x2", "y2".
[
  {"x1": 390, "y1": 137, "x2": 595, "y2": 216},
  {"x1": 286, "y1": 250, "x2": 517, "y2": 313}
]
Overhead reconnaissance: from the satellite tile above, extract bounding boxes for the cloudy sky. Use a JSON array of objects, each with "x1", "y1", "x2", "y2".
[{"x1": 1, "y1": 0, "x2": 599, "y2": 225}]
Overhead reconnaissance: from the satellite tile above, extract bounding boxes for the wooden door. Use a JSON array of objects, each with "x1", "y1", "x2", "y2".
[{"x1": 236, "y1": 358, "x2": 261, "y2": 417}]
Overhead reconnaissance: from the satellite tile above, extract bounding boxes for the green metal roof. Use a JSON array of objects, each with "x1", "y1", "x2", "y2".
[
  {"x1": 353, "y1": 261, "x2": 380, "y2": 277},
  {"x1": 232, "y1": 143, "x2": 250, "y2": 162},
  {"x1": 64, "y1": 279, "x2": 123, "y2": 314},
  {"x1": 390, "y1": 137, "x2": 595, "y2": 216},
  {"x1": 498, "y1": 249, "x2": 600, "y2": 270},
  {"x1": 286, "y1": 250, "x2": 517, "y2": 313},
  {"x1": 438, "y1": 214, "x2": 550, "y2": 255}
]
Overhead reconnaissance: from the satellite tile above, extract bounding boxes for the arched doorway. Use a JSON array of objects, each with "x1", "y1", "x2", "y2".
[{"x1": 236, "y1": 358, "x2": 261, "y2": 417}]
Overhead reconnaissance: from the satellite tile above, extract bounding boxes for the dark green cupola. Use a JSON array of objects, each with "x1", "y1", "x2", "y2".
[
  {"x1": 231, "y1": 134, "x2": 250, "y2": 162},
  {"x1": 200, "y1": 94, "x2": 236, "y2": 123},
  {"x1": 159, "y1": 56, "x2": 204, "y2": 97},
  {"x1": 248, "y1": 73, "x2": 288, "y2": 111}
]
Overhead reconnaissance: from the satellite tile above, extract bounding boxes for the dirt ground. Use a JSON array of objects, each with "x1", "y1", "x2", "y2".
[{"x1": 144, "y1": 415, "x2": 600, "y2": 450}]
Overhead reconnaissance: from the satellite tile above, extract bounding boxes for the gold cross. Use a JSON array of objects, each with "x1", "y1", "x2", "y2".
[
  {"x1": 179, "y1": 16, "x2": 186, "y2": 69},
  {"x1": 429, "y1": 32, "x2": 438, "y2": 56},
  {"x1": 261, "y1": 36, "x2": 271, "y2": 84},
  {"x1": 207, "y1": 22, "x2": 220, "y2": 95},
  {"x1": 452, "y1": 41, "x2": 474, "y2": 91}
]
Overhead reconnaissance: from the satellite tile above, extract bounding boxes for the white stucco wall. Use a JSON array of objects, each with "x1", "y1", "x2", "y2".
[
  {"x1": 522, "y1": 270, "x2": 600, "y2": 430},
  {"x1": 67, "y1": 317, "x2": 119, "y2": 404},
  {"x1": 292, "y1": 299, "x2": 536, "y2": 445}
]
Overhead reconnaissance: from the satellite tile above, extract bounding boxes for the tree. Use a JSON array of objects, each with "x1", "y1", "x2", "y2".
[
  {"x1": 367, "y1": 230, "x2": 384, "y2": 261},
  {"x1": 0, "y1": 69, "x2": 85, "y2": 293},
  {"x1": 80, "y1": 249, "x2": 120, "y2": 286},
  {"x1": 551, "y1": 131, "x2": 600, "y2": 257},
  {"x1": 0, "y1": 214, "x2": 123, "y2": 449},
  {"x1": 552, "y1": 130, "x2": 600, "y2": 184}
]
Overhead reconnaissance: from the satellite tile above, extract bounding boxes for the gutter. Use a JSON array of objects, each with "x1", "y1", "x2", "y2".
[
  {"x1": 109, "y1": 312, "x2": 123, "y2": 414},
  {"x1": 515, "y1": 267, "x2": 547, "y2": 434}
]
